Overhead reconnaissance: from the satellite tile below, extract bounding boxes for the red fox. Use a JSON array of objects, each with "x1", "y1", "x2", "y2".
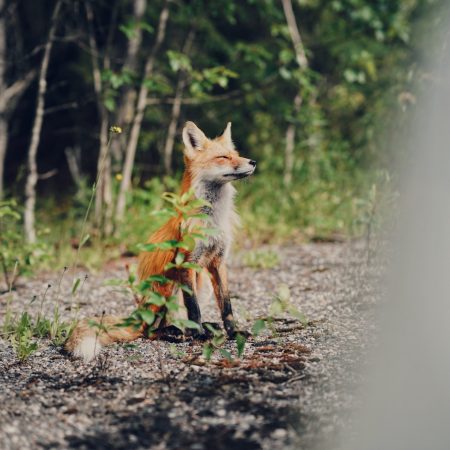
[{"x1": 66, "y1": 121, "x2": 256, "y2": 362}]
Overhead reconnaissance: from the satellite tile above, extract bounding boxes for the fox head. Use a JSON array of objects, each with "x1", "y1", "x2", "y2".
[{"x1": 182, "y1": 121, "x2": 256, "y2": 183}]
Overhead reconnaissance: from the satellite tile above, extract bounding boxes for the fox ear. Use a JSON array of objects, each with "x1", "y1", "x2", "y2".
[
  {"x1": 221, "y1": 122, "x2": 233, "y2": 148},
  {"x1": 182, "y1": 121, "x2": 207, "y2": 158}
]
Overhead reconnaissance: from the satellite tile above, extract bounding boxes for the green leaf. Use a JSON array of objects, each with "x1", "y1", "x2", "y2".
[
  {"x1": 140, "y1": 22, "x2": 154, "y2": 34},
  {"x1": 288, "y1": 306, "x2": 308, "y2": 326},
  {"x1": 269, "y1": 298, "x2": 284, "y2": 316},
  {"x1": 105, "y1": 278, "x2": 126, "y2": 286},
  {"x1": 175, "y1": 252, "x2": 185, "y2": 265},
  {"x1": 204, "y1": 323, "x2": 220, "y2": 336},
  {"x1": 236, "y1": 333, "x2": 247, "y2": 358},
  {"x1": 219, "y1": 348, "x2": 233, "y2": 361},
  {"x1": 119, "y1": 23, "x2": 136, "y2": 40},
  {"x1": 166, "y1": 300, "x2": 180, "y2": 312},
  {"x1": 180, "y1": 262, "x2": 203, "y2": 272},
  {"x1": 212, "y1": 333, "x2": 226, "y2": 347},
  {"x1": 173, "y1": 319, "x2": 201, "y2": 331},
  {"x1": 128, "y1": 273, "x2": 136, "y2": 284},
  {"x1": 71, "y1": 278, "x2": 81, "y2": 295},
  {"x1": 138, "y1": 309, "x2": 155, "y2": 326},
  {"x1": 178, "y1": 235, "x2": 196, "y2": 251},
  {"x1": 277, "y1": 284, "x2": 291, "y2": 303},
  {"x1": 202, "y1": 343, "x2": 214, "y2": 360},
  {"x1": 179, "y1": 283, "x2": 193, "y2": 295},
  {"x1": 138, "y1": 240, "x2": 179, "y2": 252},
  {"x1": 146, "y1": 291, "x2": 166, "y2": 307},
  {"x1": 145, "y1": 274, "x2": 171, "y2": 284},
  {"x1": 104, "y1": 97, "x2": 116, "y2": 112},
  {"x1": 252, "y1": 319, "x2": 266, "y2": 336}
]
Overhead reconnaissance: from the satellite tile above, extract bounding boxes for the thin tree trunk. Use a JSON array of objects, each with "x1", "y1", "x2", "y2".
[
  {"x1": 86, "y1": 1, "x2": 113, "y2": 236},
  {"x1": 0, "y1": 118, "x2": 6, "y2": 199},
  {"x1": 24, "y1": 0, "x2": 62, "y2": 243},
  {"x1": 281, "y1": 0, "x2": 308, "y2": 186},
  {"x1": 283, "y1": 93, "x2": 302, "y2": 186},
  {"x1": 115, "y1": 0, "x2": 170, "y2": 221},
  {"x1": 163, "y1": 29, "x2": 195, "y2": 175},
  {"x1": 64, "y1": 146, "x2": 82, "y2": 187},
  {"x1": 0, "y1": 0, "x2": 6, "y2": 200},
  {"x1": 281, "y1": 0, "x2": 308, "y2": 69},
  {"x1": 110, "y1": 0, "x2": 147, "y2": 166}
]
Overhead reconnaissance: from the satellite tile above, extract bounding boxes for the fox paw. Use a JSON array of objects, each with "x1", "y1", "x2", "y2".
[
  {"x1": 155, "y1": 325, "x2": 184, "y2": 343},
  {"x1": 185, "y1": 326, "x2": 209, "y2": 341}
]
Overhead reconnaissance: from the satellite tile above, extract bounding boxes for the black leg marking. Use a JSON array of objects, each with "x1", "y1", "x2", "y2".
[{"x1": 208, "y1": 263, "x2": 249, "y2": 339}]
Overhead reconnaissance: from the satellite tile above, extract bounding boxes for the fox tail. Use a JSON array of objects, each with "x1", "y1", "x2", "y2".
[{"x1": 65, "y1": 315, "x2": 143, "y2": 363}]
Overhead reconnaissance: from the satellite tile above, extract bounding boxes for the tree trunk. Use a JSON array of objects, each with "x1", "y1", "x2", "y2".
[
  {"x1": 281, "y1": 0, "x2": 308, "y2": 69},
  {"x1": 0, "y1": 117, "x2": 7, "y2": 199},
  {"x1": 281, "y1": 0, "x2": 308, "y2": 186},
  {"x1": 24, "y1": 0, "x2": 62, "y2": 243},
  {"x1": 110, "y1": 0, "x2": 147, "y2": 166},
  {"x1": 283, "y1": 93, "x2": 302, "y2": 186},
  {"x1": 115, "y1": 0, "x2": 170, "y2": 221},
  {"x1": 85, "y1": 1, "x2": 113, "y2": 236},
  {"x1": 162, "y1": 30, "x2": 195, "y2": 175},
  {"x1": 0, "y1": 0, "x2": 6, "y2": 200}
]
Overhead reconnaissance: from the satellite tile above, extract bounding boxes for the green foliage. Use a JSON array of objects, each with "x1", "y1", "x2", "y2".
[
  {"x1": 252, "y1": 284, "x2": 308, "y2": 338},
  {"x1": 0, "y1": 200, "x2": 49, "y2": 291},
  {"x1": 202, "y1": 284, "x2": 308, "y2": 362},
  {"x1": 242, "y1": 249, "x2": 280, "y2": 269},
  {"x1": 117, "y1": 189, "x2": 212, "y2": 335},
  {"x1": 6, "y1": 312, "x2": 38, "y2": 360},
  {"x1": 202, "y1": 324, "x2": 228, "y2": 361},
  {"x1": 2, "y1": 0, "x2": 429, "y2": 254},
  {"x1": 1, "y1": 296, "x2": 76, "y2": 360}
]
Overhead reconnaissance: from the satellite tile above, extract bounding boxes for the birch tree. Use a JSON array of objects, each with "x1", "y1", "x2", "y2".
[
  {"x1": 24, "y1": 0, "x2": 62, "y2": 243},
  {"x1": 0, "y1": 0, "x2": 35, "y2": 199},
  {"x1": 115, "y1": 0, "x2": 170, "y2": 222},
  {"x1": 162, "y1": 29, "x2": 195, "y2": 174},
  {"x1": 110, "y1": 0, "x2": 147, "y2": 166},
  {"x1": 85, "y1": 1, "x2": 114, "y2": 236},
  {"x1": 281, "y1": 0, "x2": 308, "y2": 186}
]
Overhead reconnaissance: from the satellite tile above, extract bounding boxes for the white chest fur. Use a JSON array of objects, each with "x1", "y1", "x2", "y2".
[{"x1": 190, "y1": 181, "x2": 240, "y2": 264}]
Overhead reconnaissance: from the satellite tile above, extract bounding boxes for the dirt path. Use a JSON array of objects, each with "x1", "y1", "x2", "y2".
[{"x1": 0, "y1": 242, "x2": 377, "y2": 450}]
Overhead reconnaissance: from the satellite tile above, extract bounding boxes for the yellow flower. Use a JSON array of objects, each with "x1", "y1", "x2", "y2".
[
  {"x1": 115, "y1": 173, "x2": 123, "y2": 181},
  {"x1": 110, "y1": 126, "x2": 122, "y2": 134}
]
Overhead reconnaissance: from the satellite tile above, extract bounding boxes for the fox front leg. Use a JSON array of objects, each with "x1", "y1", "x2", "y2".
[
  {"x1": 180, "y1": 269, "x2": 208, "y2": 339},
  {"x1": 208, "y1": 261, "x2": 248, "y2": 339}
]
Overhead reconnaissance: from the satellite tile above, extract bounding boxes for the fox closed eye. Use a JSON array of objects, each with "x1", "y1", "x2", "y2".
[{"x1": 216, "y1": 155, "x2": 231, "y2": 160}]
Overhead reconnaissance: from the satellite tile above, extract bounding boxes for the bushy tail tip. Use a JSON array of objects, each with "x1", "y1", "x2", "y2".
[
  {"x1": 72, "y1": 336, "x2": 103, "y2": 363},
  {"x1": 66, "y1": 315, "x2": 143, "y2": 362}
]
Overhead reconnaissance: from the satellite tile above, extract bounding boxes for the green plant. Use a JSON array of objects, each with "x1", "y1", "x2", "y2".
[
  {"x1": 200, "y1": 284, "x2": 307, "y2": 362},
  {"x1": 353, "y1": 170, "x2": 399, "y2": 261},
  {"x1": 1, "y1": 301, "x2": 75, "y2": 360},
  {"x1": 242, "y1": 248, "x2": 280, "y2": 269},
  {"x1": 0, "y1": 200, "x2": 49, "y2": 291},
  {"x1": 7, "y1": 312, "x2": 38, "y2": 360},
  {"x1": 1, "y1": 272, "x2": 76, "y2": 360},
  {"x1": 107, "y1": 189, "x2": 215, "y2": 338},
  {"x1": 252, "y1": 284, "x2": 308, "y2": 338},
  {"x1": 202, "y1": 324, "x2": 232, "y2": 361}
]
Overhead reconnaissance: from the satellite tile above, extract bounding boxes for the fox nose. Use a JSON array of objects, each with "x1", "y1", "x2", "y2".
[{"x1": 249, "y1": 160, "x2": 256, "y2": 167}]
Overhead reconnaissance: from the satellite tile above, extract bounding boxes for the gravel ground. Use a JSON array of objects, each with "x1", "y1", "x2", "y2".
[{"x1": 0, "y1": 242, "x2": 378, "y2": 450}]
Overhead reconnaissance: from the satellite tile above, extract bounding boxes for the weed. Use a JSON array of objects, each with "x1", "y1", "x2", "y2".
[
  {"x1": 113, "y1": 190, "x2": 212, "y2": 336},
  {"x1": 242, "y1": 248, "x2": 280, "y2": 269},
  {"x1": 0, "y1": 200, "x2": 49, "y2": 291}
]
